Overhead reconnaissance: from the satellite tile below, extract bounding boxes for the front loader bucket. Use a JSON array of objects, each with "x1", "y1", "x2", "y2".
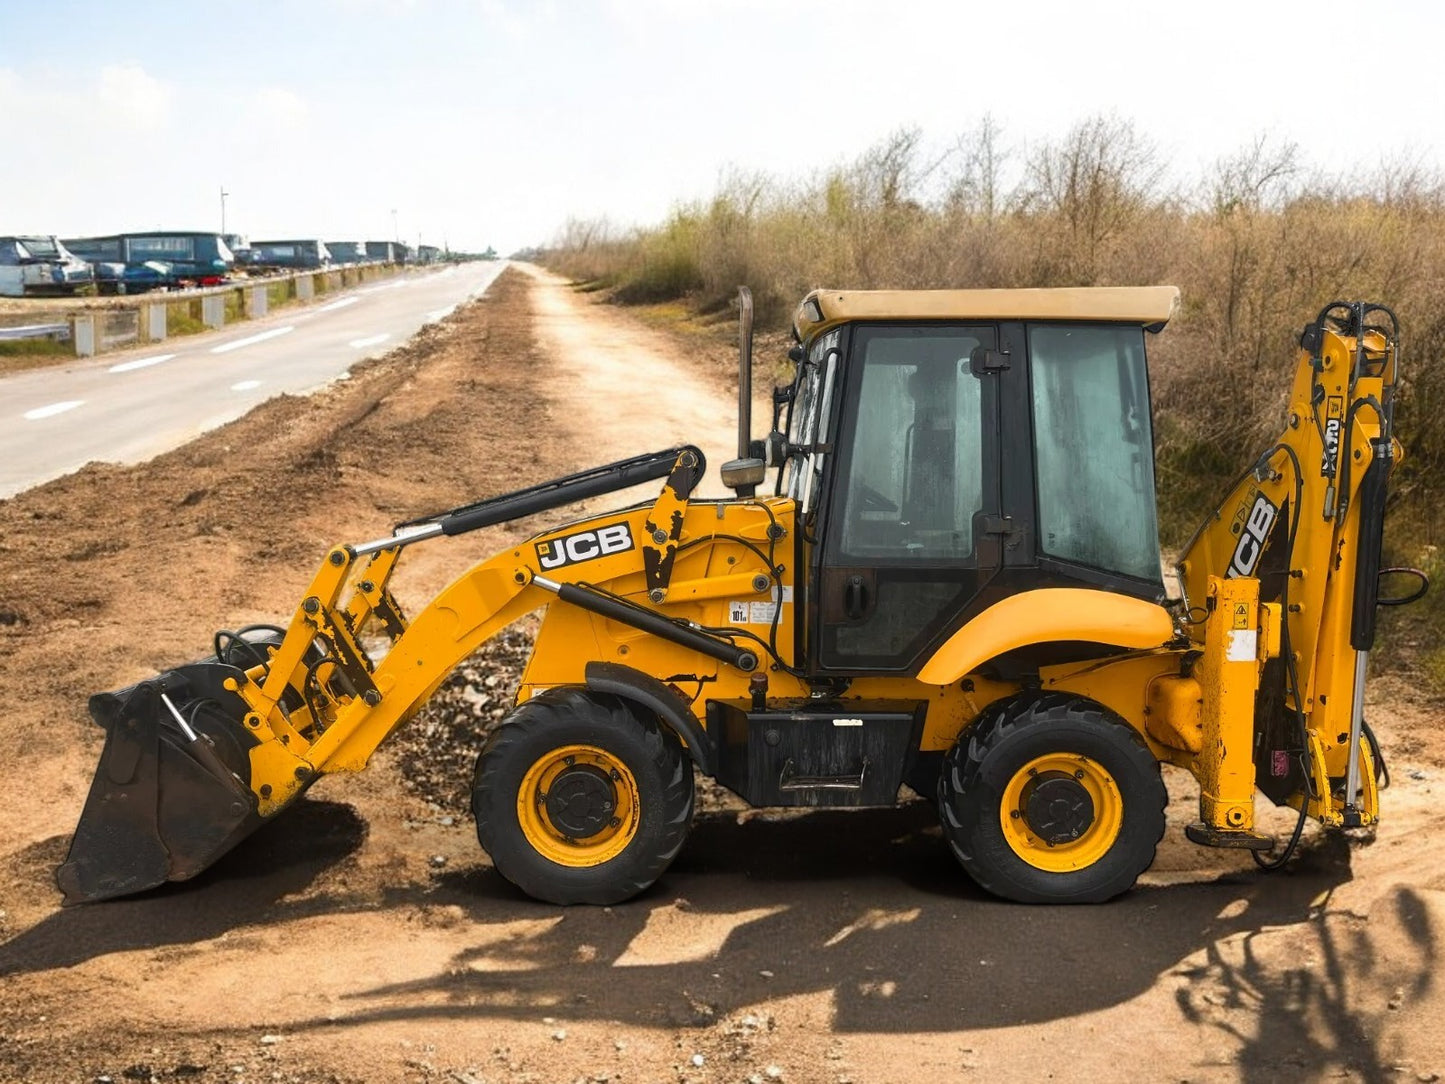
[{"x1": 56, "y1": 662, "x2": 266, "y2": 904}]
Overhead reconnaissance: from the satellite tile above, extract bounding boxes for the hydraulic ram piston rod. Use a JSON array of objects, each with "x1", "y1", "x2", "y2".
[{"x1": 532, "y1": 575, "x2": 758, "y2": 672}]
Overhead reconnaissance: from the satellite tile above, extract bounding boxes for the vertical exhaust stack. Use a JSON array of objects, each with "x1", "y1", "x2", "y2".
[
  {"x1": 720, "y1": 286, "x2": 766, "y2": 497},
  {"x1": 737, "y1": 286, "x2": 754, "y2": 462}
]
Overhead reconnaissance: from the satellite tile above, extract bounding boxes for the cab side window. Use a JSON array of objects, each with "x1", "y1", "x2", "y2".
[{"x1": 1029, "y1": 323, "x2": 1161, "y2": 582}]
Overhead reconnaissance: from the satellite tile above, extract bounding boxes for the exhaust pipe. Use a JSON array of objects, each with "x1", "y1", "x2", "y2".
[
  {"x1": 720, "y1": 286, "x2": 766, "y2": 497},
  {"x1": 737, "y1": 285, "x2": 754, "y2": 462}
]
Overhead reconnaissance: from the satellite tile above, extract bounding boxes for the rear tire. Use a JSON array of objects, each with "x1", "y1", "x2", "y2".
[
  {"x1": 938, "y1": 693, "x2": 1166, "y2": 904},
  {"x1": 472, "y1": 688, "x2": 694, "y2": 905}
]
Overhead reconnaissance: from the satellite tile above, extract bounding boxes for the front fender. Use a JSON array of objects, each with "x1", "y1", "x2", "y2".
[{"x1": 584, "y1": 661, "x2": 715, "y2": 776}]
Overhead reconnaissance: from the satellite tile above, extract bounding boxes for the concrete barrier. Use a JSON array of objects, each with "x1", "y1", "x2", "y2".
[
  {"x1": 144, "y1": 303, "x2": 166, "y2": 342},
  {"x1": 2, "y1": 261, "x2": 410, "y2": 357},
  {"x1": 72, "y1": 315, "x2": 96, "y2": 357}
]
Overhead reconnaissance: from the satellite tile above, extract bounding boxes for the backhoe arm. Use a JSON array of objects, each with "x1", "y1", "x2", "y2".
[{"x1": 1178, "y1": 301, "x2": 1405, "y2": 832}]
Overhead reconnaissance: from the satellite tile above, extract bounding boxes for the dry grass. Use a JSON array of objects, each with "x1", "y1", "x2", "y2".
[{"x1": 543, "y1": 117, "x2": 1445, "y2": 687}]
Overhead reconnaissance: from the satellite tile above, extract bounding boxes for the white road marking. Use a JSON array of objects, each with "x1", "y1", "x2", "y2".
[
  {"x1": 316, "y1": 296, "x2": 361, "y2": 313},
  {"x1": 231, "y1": 380, "x2": 263, "y2": 391},
  {"x1": 348, "y1": 333, "x2": 390, "y2": 349},
  {"x1": 108, "y1": 353, "x2": 177, "y2": 374},
  {"x1": 425, "y1": 306, "x2": 455, "y2": 322},
  {"x1": 24, "y1": 400, "x2": 84, "y2": 420},
  {"x1": 210, "y1": 326, "x2": 294, "y2": 354}
]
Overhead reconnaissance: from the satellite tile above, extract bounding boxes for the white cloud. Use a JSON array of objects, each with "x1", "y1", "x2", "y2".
[
  {"x1": 95, "y1": 64, "x2": 173, "y2": 129},
  {"x1": 245, "y1": 87, "x2": 311, "y2": 134},
  {"x1": 474, "y1": 0, "x2": 553, "y2": 41}
]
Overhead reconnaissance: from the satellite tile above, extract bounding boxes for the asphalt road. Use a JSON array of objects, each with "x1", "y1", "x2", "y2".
[{"x1": 0, "y1": 261, "x2": 507, "y2": 499}]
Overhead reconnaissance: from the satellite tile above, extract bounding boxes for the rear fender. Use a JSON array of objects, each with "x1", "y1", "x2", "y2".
[{"x1": 917, "y1": 588, "x2": 1176, "y2": 686}]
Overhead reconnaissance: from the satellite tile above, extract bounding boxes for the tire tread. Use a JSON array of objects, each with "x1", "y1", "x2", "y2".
[
  {"x1": 938, "y1": 692, "x2": 1166, "y2": 904},
  {"x1": 473, "y1": 687, "x2": 694, "y2": 905}
]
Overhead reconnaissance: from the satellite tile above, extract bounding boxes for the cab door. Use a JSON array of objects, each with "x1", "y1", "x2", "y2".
[{"x1": 811, "y1": 323, "x2": 1002, "y2": 674}]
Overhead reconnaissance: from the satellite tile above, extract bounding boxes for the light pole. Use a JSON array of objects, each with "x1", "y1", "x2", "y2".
[
  {"x1": 220, "y1": 186, "x2": 229, "y2": 235},
  {"x1": 391, "y1": 209, "x2": 398, "y2": 244}
]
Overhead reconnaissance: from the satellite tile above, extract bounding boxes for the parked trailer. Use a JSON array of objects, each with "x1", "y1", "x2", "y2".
[
  {"x1": 0, "y1": 236, "x2": 93, "y2": 297},
  {"x1": 325, "y1": 241, "x2": 368, "y2": 265},
  {"x1": 248, "y1": 240, "x2": 333, "y2": 271},
  {"x1": 364, "y1": 240, "x2": 410, "y2": 264},
  {"x1": 64, "y1": 232, "x2": 235, "y2": 291}
]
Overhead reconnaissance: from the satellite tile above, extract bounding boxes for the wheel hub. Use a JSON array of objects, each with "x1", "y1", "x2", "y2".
[
  {"x1": 1020, "y1": 771, "x2": 1095, "y2": 845},
  {"x1": 544, "y1": 765, "x2": 617, "y2": 839}
]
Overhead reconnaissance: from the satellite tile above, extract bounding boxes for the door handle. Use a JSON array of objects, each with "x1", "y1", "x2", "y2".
[{"x1": 844, "y1": 575, "x2": 869, "y2": 620}]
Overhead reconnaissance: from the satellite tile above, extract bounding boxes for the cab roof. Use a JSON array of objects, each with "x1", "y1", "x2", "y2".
[{"x1": 793, "y1": 286, "x2": 1181, "y2": 343}]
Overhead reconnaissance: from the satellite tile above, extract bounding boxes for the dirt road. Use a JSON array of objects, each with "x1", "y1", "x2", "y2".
[
  {"x1": 0, "y1": 263, "x2": 505, "y2": 498},
  {"x1": 1, "y1": 267, "x2": 1442, "y2": 1084}
]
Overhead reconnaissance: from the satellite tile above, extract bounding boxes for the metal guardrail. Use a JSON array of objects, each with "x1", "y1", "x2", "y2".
[
  {"x1": 0, "y1": 323, "x2": 70, "y2": 342},
  {"x1": 1, "y1": 261, "x2": 413, "y2": 357}
]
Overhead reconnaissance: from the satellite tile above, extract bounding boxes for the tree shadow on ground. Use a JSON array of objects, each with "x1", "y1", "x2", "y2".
[{"x1": 1172, "y1": 844, "x2": 1436, "y2": 1084}]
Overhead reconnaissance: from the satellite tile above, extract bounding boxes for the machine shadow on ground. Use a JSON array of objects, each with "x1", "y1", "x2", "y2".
[
  {"x1": 2, "y1": 798, "x2": 1426, "y2": 1076},
  {"x1": 326, "y1": 807, "x2": 1374, "y2": 1033},
  {"x1": 0, "y1": 799, "x2": 369, "y2": 976}
]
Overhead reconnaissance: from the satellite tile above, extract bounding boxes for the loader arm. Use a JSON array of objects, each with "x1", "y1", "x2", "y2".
[
  {"x1": 236, "y1": 446, "x2": 735, "y2": 805},
  {"x1": 57, "y1": 445, "x2": 755, "y2": 902}
]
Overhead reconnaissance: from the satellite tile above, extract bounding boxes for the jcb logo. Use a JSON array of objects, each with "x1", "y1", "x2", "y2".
[
  {"x1": 1227, "y1": 494, "x2": 1277, "y2": 579},
  {"x1": 536, "y1": 522, "x2": 634, "y2": 570},
  {"x1": 1321, "y1": 395, "x2": 1343, "y2": 476}
]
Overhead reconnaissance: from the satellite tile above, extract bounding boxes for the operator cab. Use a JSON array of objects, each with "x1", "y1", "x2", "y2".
[{"x1": 773, "y1": 287, "x2": 1179, "y2": 676}]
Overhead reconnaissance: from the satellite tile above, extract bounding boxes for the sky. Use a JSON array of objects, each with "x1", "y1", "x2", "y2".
[{"x1": 2, "y1": 0, "x2": 1443, "y2": 255}]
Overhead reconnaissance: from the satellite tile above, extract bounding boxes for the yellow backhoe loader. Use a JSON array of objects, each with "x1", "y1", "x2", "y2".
[{"x1": 58, "y1": 287, "x2": 1427, "y2": 906}]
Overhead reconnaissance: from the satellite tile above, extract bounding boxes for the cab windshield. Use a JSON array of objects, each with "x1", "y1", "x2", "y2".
[{"x1": 783, "y1": 328, "x2": 839, "y2": 510}]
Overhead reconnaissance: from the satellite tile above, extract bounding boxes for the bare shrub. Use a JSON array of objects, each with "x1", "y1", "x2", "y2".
[
  {"x1": 540, "y1": 125, "x2": 1445, "y2": 575},
  {"x1": 1019, "y1": 115, "x2": 1165, "y2": 285}
]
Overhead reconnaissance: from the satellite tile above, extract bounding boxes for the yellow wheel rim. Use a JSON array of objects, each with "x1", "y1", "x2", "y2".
[
  {"x1": 516, "y1": 744, "x2": 639, "y2": 868},
  {"x1": 999, "y1": 753, "x2": 1123, "y2": 873}
]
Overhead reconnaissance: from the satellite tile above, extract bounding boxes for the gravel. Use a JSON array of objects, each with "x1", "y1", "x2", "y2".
[
  {"x1": 388, "y1": 629, "x2": 534, "y2": 815},
  {"x1": 387, "y1": 625, "x2": 745, "y2": 818}
]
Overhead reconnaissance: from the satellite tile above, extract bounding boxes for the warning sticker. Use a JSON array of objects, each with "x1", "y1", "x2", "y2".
[
  {"x1": 727, "y1": 587, "x2": 792, "y2": 625},
  {"x1": 1232, "y1": 601, "x2": 1251, "y2": 630},
  {"x1": 747, "y1": 601, "x2": 779, "y2": 624},
  {"x1": 1226, "y1": 629, "x2": 1258, "y2": 662}
]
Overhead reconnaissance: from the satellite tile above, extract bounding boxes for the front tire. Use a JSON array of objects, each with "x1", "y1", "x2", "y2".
[
  {"x1": 938, "y1": 693, "x2": 1166, "y2": 904},
  {"x1": 472, "y1": 688, "x2": 694, "y2": 905}
]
